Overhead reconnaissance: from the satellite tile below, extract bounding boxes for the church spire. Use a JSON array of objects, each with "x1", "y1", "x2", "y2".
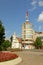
[{"x1": 26, "y1": 11, "x2": 29, "y2": 21}]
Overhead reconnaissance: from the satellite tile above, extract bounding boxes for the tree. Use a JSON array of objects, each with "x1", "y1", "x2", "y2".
[
  {"x1": 0, "y1": 20, "x2": 5, "y2": 50},
  {"x1": 34, "y1": 37, "x2": 42, "y2": 49},
  {"x1": 10, "y1": 36, "x2": 13, "y2": 43},
  {"x1": 2, "y1": 40, "x2": 11, "y2": 50},
  {"x1": 0, "y1": 20, "x2": 5, "y2": 45}
]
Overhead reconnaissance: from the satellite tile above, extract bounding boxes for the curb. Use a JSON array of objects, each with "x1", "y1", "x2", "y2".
[{"x1": 0, "y1": 57, "x2": 22, "y2": 65}]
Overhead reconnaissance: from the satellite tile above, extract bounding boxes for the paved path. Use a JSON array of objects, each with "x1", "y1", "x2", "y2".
[{"x1": 14, "y1": 50, "x2": 43, "y2": 65}]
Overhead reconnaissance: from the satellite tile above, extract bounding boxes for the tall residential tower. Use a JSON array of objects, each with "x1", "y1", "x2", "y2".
[{"x1": 22, "y1": 11, "x2": 35, "y2": 49}]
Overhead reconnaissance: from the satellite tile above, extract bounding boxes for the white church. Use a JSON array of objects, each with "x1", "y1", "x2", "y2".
[{"x1": 12, "y1": 33, "x2": 22, "y2": 49}]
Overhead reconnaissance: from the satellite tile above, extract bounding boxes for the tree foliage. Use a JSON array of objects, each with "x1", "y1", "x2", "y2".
[
  {"x1": 34, "y1": 37, "x2": 42, "y2": 49},
  {"x1": 10, "y1": 36, "x2": 13, "y2": 43},
  {"x1": 0, "y1": 20, "x2": 5, "y2": 51},
  {"x1": 2, "y1": 40, "x2": 11, "y2": 50},
  {"x1": 0, "y1": 20, "x2": 5, "y2": 45}
]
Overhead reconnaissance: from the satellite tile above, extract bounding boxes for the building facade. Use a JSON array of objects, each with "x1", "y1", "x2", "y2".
[
  {"x1": 12, "y1": 33, "x2": 22, "y2": 49},
  {"x1": 11, "y1": 11, "x2": 43, "y2": 49},
  {"x1": 22, "y1": 11, "x2": 35, "y2": 49}
]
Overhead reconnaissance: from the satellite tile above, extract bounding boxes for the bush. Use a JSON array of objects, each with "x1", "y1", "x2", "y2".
[
  {"x1": 2, "y1": 40, "x2": 11, "y2": 51},
  {"x1": 34, "y1": 37, "x2": 42, "y2": 49},
  {"x1": 0, "y1": 46, "x2": 2, "y2": 51}
]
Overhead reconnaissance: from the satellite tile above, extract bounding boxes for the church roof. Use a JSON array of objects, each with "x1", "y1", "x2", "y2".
[{"x1": 16, "y1": 37, "x2": 22, "y2": 43}]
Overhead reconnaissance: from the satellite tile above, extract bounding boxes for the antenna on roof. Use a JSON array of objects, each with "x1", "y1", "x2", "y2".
[{"x1": 26, "y1": 10, "x2": 29, "y2": 21}]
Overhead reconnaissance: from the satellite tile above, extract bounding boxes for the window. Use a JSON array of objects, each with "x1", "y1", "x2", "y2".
[
  {"x1": 26, "y1": 35, "x2": 32, "y2": 38},
  {"x1": 26, "y1": 25, "x2": 32, "y2": 28}
]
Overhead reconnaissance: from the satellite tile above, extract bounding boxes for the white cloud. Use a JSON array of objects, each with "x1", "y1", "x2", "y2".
[
  {"x1": 39, "y1": 1, "x2": 43, "y2": 6},
  {"x1": 38, "y1": 12, "x2": 43, "y2": 22},
  {"x1": 29, "y1": 6, "x2": 36, "y2": 11},
  {"x1": 30, "y1": 0, "x2": 37, "y2": 11},
  {"x1": 30, "y1": 0, "x2": 43, "y2": 11},
  {"x1": 31, "y1": 0, "x2": 37, "y2": 6}
]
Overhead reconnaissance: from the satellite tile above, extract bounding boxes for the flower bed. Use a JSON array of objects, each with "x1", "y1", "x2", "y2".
[
  {"x1": 0, "y1": 51, "x2": 22, "y2": 65},
  {"x1": 0, "y1": 51, "x2": 18, "y2": 62}
]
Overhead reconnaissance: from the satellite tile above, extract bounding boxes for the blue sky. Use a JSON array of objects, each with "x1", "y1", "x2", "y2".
[{"x1": 0, "y1": 0, "x2": 43, "y2": 38}]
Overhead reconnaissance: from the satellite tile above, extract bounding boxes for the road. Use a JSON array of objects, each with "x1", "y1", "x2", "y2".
[{"x1": 14, "y1": 50, "x2": 43, "y2": 65}]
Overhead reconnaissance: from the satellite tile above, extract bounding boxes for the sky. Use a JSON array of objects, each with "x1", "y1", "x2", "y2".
[{"x1": 0, "y1": 0, "x2": 43, "y2": 38}]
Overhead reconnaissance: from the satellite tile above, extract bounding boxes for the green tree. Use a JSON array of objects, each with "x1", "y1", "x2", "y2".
[
  {"x1": 10, "y1": 36, "x2": 13, "y2": 43},
  {"x1": 34, "y1": 37, "x2": 42, "y2": 49},
  {"x1": 2, "y1": 40, "x2": 11, "y2": 50},
  {"x1": 0, "y1": 20, "x2": 5, "y2": 50}
]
